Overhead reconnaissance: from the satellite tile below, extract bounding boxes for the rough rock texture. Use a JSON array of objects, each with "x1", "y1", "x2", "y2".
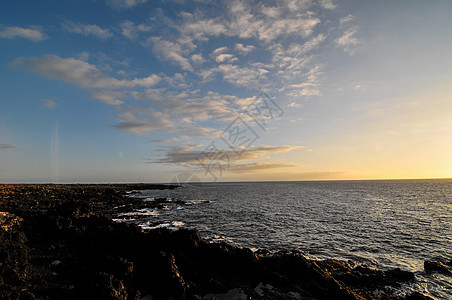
[
  {"x1": 0, "y1": 184, "x2": 434, "y2": 299},
  {"x1": 424, "y1": 260, "x2": 452, "y2": 275}
]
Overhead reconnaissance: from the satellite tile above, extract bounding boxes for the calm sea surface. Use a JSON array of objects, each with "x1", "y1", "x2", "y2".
[{"x1": 125, "y1": 179, "x2": 452, "y2": 299}]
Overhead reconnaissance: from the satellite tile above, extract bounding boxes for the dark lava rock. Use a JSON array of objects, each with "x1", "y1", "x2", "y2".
[
  {"x1": 0, "y1": 184, "x2": 427, "y2": 299},
  {"x1": 424, "y1": 260, "x2": 452, "y2": 275}
]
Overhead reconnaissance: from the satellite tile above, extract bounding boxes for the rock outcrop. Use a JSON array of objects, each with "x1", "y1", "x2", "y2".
[{"x1": 0, "y1": 184, "x2": 434, "y2": 299}]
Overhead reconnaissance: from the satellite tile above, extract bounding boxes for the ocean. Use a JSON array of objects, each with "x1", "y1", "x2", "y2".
[{"x1": 123, "y1": 179, "x2": 452, "y2": 299}]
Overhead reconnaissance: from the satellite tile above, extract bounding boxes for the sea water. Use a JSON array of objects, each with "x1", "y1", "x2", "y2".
[{"x1": 130, "y1": 179, "x2": 452, "y2": 299}]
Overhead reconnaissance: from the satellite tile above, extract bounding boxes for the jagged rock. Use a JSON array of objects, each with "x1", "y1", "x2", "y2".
[
  {"x1": 424, "y1": 260, "x2": 452, "y2": 275},
  {"x1": 0, "y1": 184, "x2": 431, "y2": 299}
]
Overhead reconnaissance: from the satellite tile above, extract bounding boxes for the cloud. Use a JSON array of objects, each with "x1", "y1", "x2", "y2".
[
  {"x1": 113, "y1": 122, "x2": 173, "y2": 135},
  {"x1": 151, "y1": 136, "x2": 189, "y2": 144},
  {"x1": 319, "y1": 0, "x2": 336, "y2": 10},
  {"x1": 151, "y1": 37, "x2": 194, "y2": 71},
  {"x1": 191, "y1": 53, "x2": 205, "y2": 65},
  {"x1": 235, "y1": 43, "x2": 255, "y2": 54},
  {"x1": 212, "y1": 47, "x2": 228, "y2": 56},
  {"x1": 44, "y1": 100, "x2": 59, "y2": 109},
  {"x1": 340, "y1": 14, "x2": 354, "y2": 25},
  {"x1": 89, "y1": 87, "x2": 257, "y2": 136},
  {"x1": 144, "y1": 89, "x2": 241, "y2": 123},
  {"x1": 227, "y1": 162, "x2": 299, "y2": 172},
  {"x1": 209, "y1": 47, "x2": 238, "y2": 63},
  {"x1": 91, "y1": 91, "x2": 125, "y2": 106},
  {"x1": 62, "y1": 21, "x2": 112, "y2": 39},
  {"x1": 12, "y1": 55, "x2": 161, "y2": 105},
  {"x1": 0, "y1": 26, "x2": 47, "y2": 41},
  {"x1": 120, "y1": 20, "x2": 152, "y2": 39},
  {"x1": 154, "y1": 0, "x2": 327, "y2": 72},
  {"x1": 107, "y1": 0, "x2": 148, "y2": 10},
  {"x1": 226, "y1": 0, "x2": 320, "y2": 41},
  {"x1": 288, "y1": 102, "x2": 303, "y2": 108},
  {"x1": 178, "y1": 13, "x2": 228, "y2": 41},
  {"x1": 113, "y1": 106, "x2": 179, "y2": 135},
  {"x1": 202, "y1": 64, "x2": 268, "y2": 87},
  {"x1": 0, "y1": 144, "x2": 15, "y2": 149},
  {"x1": 150, "y1": 145, "x2": 303, "y2": 164},
  {"x1": 336, "y1": 28, "x2": 360, "y2": 54},
  {"x1": 215, "y1": 54, "x2": 238, "y2": 63}
]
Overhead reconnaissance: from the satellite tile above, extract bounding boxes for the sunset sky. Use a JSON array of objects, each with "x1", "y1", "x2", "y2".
[{"x1": 1, "y1": 0, "x2": 451, "y2": 183}]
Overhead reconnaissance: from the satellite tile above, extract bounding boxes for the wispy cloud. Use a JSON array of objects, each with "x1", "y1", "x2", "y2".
[
  {"x1": 227, "y1": 162, "x2": 299, "y2": 172},
  {"x1": 202, "y1": 64, "x2": 268, "y2": 87},
  {"x1": 150, "y1": 145, "x2": 303, "y2": 164},
  {"x1": 0, "y1": 144, "x2": 15, "y2": 149},
  {"x1": 340, "y1": 14, "x2": 354, "y2": 25},
  {"x1": 176, "y1": 0, "x2": 322, "y2": 44},
  {"x1": 235, "y1": 43, "x2": 255, "y2": 55},
  {"x1": 150, "y1": 136, "x2": 190, "y2": 144},
  {"x1": 120, "y1": 20, "x2": 152, "y2": 40},
  {"x1": 110, "y1": 89, "x2": 254, "y2": 136},
  {"x1": 10, "y1": 0, "x2": 357, "y2": 149},
  {"x1": 62, "y1": 21, "x2": 112, "y2": 39},
  {"x1": 106, "y1": 0, "x2": 148, "y2": 10},
  {"x1": 319, "y1": 0, "x2": 336, "y2": 10},
  {"x1": 336, "y1": 27, "x2": 360, "y2": 55},
  {"x1": 12, "y1": 55, "x2": 160, "y2": 105},
  {"x1": 151, "y1": 37, "x2": 194, "y2": 71},
  {"x1": 0, "y1": 25, "x2": 47, "y2": 41},
  {"x1": 44, "y1": 100, "x2": 59, "y2": 109}
]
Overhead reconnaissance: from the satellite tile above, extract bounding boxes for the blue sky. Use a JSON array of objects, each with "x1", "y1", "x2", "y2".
[{"x1": 1, "y1": 0, "x2": 451, "y2": 183}]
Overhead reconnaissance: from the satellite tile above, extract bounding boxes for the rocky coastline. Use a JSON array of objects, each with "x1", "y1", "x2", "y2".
[{"x1": 0, "y1": 184, "x2": 446, "y2": 299}]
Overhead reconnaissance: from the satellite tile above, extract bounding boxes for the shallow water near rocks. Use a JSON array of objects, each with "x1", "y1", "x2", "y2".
[{"x1": 127, "y1": 179, "x2": 451, "y2": 299}]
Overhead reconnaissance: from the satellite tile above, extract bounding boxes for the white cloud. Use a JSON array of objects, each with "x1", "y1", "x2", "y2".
[
  {"x1": 107, "y1": 0, "x2": 148, "y2": 10},
  {"x1": 120, "y1": 20, "x2": 152, "y2": 39},
  {"x1": 215, "y1": 54, "x2": 238, "y2": 63},
  {"x1": 340, "y1": 14, "x2": 354, "y2": 25},
  {"x1": 210, "y1": 47, "x2": 238, "y2": 63},
  {"x1": 62, "y1": 21, "x2": 112, "y2": 39},
  {"x1": 212, "y1": 46, "x2": 228, "y2": 56},
  {"x1": 202, "y1": 64, "x2": 268, "y2": 87},
  {"x1": 13, "y1": 55, "x2": 160, "y2": 105},
  {"x1": 235, "y1": 43, "x2": 255, "y2": 54},
  {"x1": 151, "y1": 37, "x2": 194, "y2": 71},
  {"x1": 178, "y1": 13, "x2": 228, "y2": 41},
  {"x1": 289, "y1": 82, "x2": 317, "y2": 89},
  {"x1": 145, "y1": 89, "x2": 238, "y2": 122},
  {"x1": 288, "y1": 102, "x2": 303, "y2": 108},
  {"x1": 114, "y1": 107, "x2": 179, "y2": 135},
  {"x1": 150, "y1": 145, "x2": 302, "y2": 164},
  {"x1": 13, "y1": 55, "x2": 160, "y2": 90},
  {"x1": 191, "y1": 53, "x2": 205, "y2": 65},
  {"x1": 173, "y1": 0, "x2": 323, "y2": 48},
  {"x1": 319, "y1": 0, "x2": 336, "y2": 10},
  {"x1": 0, "y1": 26, "x2": 47, "y2": 41},
  {"x1": 109, "y1": 87, "x2": 261, "y2": 136},
  {"x1": 336, "y1": 27, "x2": 360, "y2": 54},
  {"x1": 151, "y1": 136, "x2": 190, "y2": 144},
  {"x1": 269, "y1": 35, "x2": 325, "y2": 91},
  {"x1": 44, "y1": 100, "x2": 59, "y2": 109},
  {"x1": 91, "y1": 90, "x2": 125, "y2": 106}
]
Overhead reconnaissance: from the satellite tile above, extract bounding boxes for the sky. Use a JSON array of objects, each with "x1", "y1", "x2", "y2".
[{"x1": 0, "y1": 0, "x2": 451, "y2": 183}]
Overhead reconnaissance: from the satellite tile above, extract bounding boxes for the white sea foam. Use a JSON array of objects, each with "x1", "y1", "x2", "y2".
[
  {"x1": 117, "y1": 208, "x2": 159, "y2": 217},
  {"x1": 139, "y1": 221, "x2": 185, "y2": 230},
  {"x1": 184, "y1": 200, "x2": 212, "y2": 205}
]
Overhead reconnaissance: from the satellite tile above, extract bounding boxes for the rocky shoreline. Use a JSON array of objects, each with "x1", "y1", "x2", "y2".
[{"x1": 0, "y1": 184, "x2": 445, "y2": 299}]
